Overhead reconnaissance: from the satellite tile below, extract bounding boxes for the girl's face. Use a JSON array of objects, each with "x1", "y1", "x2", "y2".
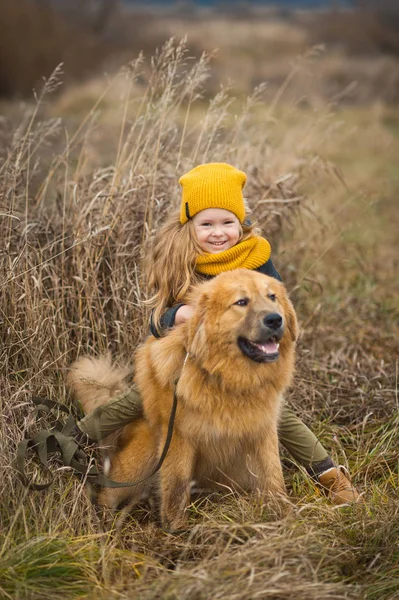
[{"x1": 192, "y1": 208, "x2": 241, "y2": 254}]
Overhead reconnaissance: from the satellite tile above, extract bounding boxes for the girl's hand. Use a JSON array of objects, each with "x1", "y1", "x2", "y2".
[{"x1": 175, "y1": 305, "x2": 195, "y2": 325}]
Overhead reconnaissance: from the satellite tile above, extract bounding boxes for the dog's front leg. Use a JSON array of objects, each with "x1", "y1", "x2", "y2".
[
  {"x1": 158, "y1": 430, "x2": 195, "y2": 531},
  {"x1": 254, "y1": 431, "x2": 286, "y2": 498}
]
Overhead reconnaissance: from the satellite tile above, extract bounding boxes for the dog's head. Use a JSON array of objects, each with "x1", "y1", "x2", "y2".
[{"x1": 187, "y1": 269, "x2": 299, "y2": 365}]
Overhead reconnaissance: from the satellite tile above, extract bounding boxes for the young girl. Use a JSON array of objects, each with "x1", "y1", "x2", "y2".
[{"x1": 74, "y1": 162, "x2": 360, "y2": 505}]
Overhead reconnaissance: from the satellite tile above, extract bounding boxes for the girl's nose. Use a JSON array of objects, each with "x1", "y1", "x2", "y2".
[{"x1": 213, "y1": 226, "x2": 223, "y2": 237}]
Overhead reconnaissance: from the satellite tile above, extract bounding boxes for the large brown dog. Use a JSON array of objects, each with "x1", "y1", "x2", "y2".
[{"x1": 68, "y1": 269, "x2": 299, "y2": 530}]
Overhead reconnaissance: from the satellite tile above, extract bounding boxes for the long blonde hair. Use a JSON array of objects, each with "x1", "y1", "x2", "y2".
[{"x1": 145, "y1": 209, "x2": 258, "y2": 332}]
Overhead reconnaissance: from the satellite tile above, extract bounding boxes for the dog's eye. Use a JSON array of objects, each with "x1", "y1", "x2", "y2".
[
  {"x1": 234, "y1": 298, "x2": 249, "y2": 307},
  {"x1": 268, "y1": 294, "x2": 276, "y2": 301}
]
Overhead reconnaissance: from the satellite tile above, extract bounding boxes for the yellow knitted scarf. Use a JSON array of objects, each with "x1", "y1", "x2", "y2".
[{"x1": 196, "y1": 236, "x2": 271, "y2": 276}]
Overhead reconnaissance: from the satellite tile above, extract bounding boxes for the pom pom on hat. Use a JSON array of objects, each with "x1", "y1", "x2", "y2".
[{"x1": 179, "y1": 163, "x2": 247, "y2": 224}]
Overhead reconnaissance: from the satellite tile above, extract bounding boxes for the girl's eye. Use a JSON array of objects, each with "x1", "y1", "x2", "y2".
[
  {"x1": 234, "y1": 298, "x2": 249, "y2": 306},
  {"x1": 268, "y1": 294, "x2": 276, "y2": 301}
]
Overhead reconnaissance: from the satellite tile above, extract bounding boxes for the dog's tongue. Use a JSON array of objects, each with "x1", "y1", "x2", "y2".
[{"x1": 254, "y1": 341, "x2": 279, "y2": 355}]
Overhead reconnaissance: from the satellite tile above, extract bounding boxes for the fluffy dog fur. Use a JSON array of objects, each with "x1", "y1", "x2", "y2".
[{"x1": 68, "y1": 269, "x2": 299, "y2": 530}]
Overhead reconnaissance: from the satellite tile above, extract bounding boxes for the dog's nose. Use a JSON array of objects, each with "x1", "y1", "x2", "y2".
[{"x1": 263, "y1": 313, "x2": 283, "y2": 330}]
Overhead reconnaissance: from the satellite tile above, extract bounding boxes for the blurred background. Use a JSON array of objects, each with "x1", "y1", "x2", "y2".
[{"x1": 1, "y1": 0, "x2": 399, "y2": 101}]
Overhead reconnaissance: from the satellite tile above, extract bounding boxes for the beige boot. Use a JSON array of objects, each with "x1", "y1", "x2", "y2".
[{"x1": 318, "y1": 466, "x2": 361, "y2": 505}]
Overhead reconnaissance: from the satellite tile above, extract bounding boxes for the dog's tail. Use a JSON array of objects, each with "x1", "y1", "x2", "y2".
[{"x1": 67, "y1": 354, "x2": 131, "y2": 415}]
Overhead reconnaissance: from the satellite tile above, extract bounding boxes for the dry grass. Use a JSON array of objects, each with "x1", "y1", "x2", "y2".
[{"x1": 0, "y1": 37, "x2": 398, "y2": 600}]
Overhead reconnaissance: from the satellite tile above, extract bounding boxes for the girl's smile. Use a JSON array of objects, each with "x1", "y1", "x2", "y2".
[{"x1": 192, "y1": 208, "x2": 241, "y2": 254}]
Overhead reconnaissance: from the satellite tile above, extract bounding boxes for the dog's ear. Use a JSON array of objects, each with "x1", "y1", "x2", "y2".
[
  {"x1": 285, "y1": 296, "x2": 300, "y2": 342},
  {"x1": 187, "y1": 290, "x2": 210, "y2": 356}
]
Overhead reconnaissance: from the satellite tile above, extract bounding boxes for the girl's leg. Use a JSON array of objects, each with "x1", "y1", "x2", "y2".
[
  {"x1": 278, "y1": 405, "x2": 333, "y2": 473},
  {"x1": 278, "y1": 405, "x2": 360, "y2": 504},
  {"x1": 77, "y1": 385, "x2": 143, "y2": 442}
]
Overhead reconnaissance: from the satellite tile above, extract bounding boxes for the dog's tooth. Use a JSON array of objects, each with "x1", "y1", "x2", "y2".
[{"x1": 255, "y1": 340, "x2": 279, "y2": 354}]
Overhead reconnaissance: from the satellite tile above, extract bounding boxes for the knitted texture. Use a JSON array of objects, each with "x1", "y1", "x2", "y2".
[
  {"x1": 196, "y1": 236, "x2": 271, "y2": 276},
  {"x1": 179, "y1": 163, "x2": 247, "y2": 224}
]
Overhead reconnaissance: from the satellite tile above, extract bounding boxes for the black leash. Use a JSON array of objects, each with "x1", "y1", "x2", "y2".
[{"x1": 16, "y1": 372, "x2": 181, "y2": 492}]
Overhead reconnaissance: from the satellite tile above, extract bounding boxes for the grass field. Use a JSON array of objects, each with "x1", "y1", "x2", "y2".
[{"x1": 0, "y1": 21, "x2": 398, "y2": 600}]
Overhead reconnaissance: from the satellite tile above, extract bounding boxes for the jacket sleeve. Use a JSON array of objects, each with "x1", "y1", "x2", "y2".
[
  {"x1": 257, "y1": 258, "x2": 282, "y2": 282},
  {"x1": 149, "y1": 303, "x2": 186, "y2": 338}
]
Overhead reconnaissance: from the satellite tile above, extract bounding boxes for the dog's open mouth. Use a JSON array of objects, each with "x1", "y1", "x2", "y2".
[{"x1": 238, "y1": 337, "x2": 280, "y2": 363}]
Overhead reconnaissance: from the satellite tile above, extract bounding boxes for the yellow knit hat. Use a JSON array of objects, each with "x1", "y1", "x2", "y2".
[{"x1": 179, "y1": 163, "x2": 247, "y2": 224}]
